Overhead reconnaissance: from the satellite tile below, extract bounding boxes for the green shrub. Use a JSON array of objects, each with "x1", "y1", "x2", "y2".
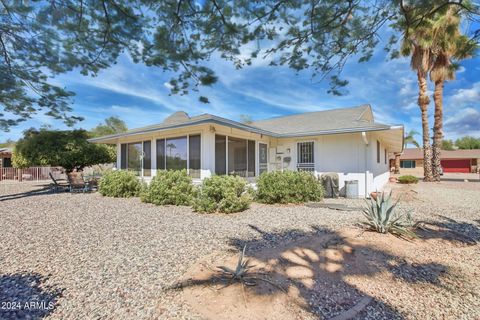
[
  {"x1": 99, "y1": 170, "x2": 141, "y2": 198},
  {"x1": 256, "y1": 170, "x2": 324, "y2": 204},
  {"x1": 362, "y1": 191, "x2": 418, "y2": 238},
  {"x1": 193, "y1": 175, "x2": 251, "y2": 213},
  {"x1": 397, "y1": 175, "x2": 419, "y2": 184},
  {"x1": 141, "y1": 170, "x2": 193, "y2": 206}
]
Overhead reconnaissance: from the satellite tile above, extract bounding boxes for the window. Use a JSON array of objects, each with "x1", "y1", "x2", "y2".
[
  {"x1": 297, "y1": 141, "x2": 314, "y2": 171},
  {"x1": 156, "y1": 135, "x2": 201, "y2": 177},
  {"x1": 127, "y1": 142, "x2": 142, "y2": 175},
  {"x1": 189, "y1": 135, "x2": 201, "y2": 178},
  {"x1": 259, "y1": 143, "x2": 268, "y2": 175},
  {"x1": 166, "y1": 137, "x2": 187, "y2": 170},
  {"x1": 215, "y1": 135, "x2": 226, "y2": 175},
  {"x1": 384, "y1": 149, "x2": 387, "y2": 164},
  {"x1": 120, "y1": 142, "x2": 150, "y2": 175},
  {"x1": 143, "y1": 141, "x2": 151, "y2": 177},
  {"x1": 215, "y1": 134, "x2": 256, "y2": 177},
  {"x1": 156, "y1": 139, "x2": 165, "y2": 170},
  {"x1": 120, "y1": 144, "x2": 127, "y2": 169},
  {"x1": 400, "y1": 160, "x2": 416, "y2": 168},
  {"x1": 377, "y1": 140, "x2": 380, "y2": 163},
  {"x1": 248, "y1": 140, "x2": 255, "y2": 177}
]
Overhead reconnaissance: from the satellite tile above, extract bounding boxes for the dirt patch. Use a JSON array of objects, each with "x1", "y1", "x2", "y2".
[{"x1": 179, "y1": 227, "x2": 480, "y2": 320}]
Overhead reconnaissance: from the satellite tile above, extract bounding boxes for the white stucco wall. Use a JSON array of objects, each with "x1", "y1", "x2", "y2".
[
  {"x1": 114, "y1": 125, "x2": 393, "y2": 197},
  {"x1": 271, "y1": 132, "x2": 391, "y2": 197}
]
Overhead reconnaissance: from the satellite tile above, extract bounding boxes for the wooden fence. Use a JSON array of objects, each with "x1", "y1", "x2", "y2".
[{"x1": 0, "y1": 166, "x2": 63, "y2": 182}]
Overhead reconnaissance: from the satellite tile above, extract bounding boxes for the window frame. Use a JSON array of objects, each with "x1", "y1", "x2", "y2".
[
  {"x1": 400, "y1": 160, "x2": 416, "y2": 168},
  {"x1": 214, "y1": 134, "x2": 256, "y2": 177},
  {"x1": 297, "y1": 140, "x2": 315, "y2": 171},
  {"x1": 155, "y1": 133, "x2": 201, "y2": 178},
  {"x1": 377, "y1": 140, "x2": 380, "y2": 164}
]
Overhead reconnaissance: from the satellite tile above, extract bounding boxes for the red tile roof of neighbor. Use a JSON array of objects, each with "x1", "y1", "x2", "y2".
[{"x1": 400, "y1": 148, "x2": 480, "y2": 160}]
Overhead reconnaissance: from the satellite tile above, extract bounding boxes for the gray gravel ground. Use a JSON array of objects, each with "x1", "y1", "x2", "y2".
[{"x1": 0, "y1": 180, "x2": 479, "y2": 319}]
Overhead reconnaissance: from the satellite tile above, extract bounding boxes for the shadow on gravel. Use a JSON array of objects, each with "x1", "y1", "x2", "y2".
[
  {"x1": 0, "y1": 186, "x2": 55, "y2": 202},
  {"x1": 0, "y1": 272, "x2": 63, "y2": 319},
  {"x1": 418, "y1": 215, "x2": 480, "y2": 246},
  {"x1": 175, "y1": 226, "x2": 452, "y2": 319}
]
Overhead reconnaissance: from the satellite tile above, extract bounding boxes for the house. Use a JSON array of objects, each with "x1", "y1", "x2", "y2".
[
  {"x1": 0, "y1": 147, "x2": 12, "y2": 168},
  {"x1": 89, "y1": 104, "x2": 404, "y2": 197},
  {"x1": 396, "y1": 148, "x2": 480, "y2": 174}
]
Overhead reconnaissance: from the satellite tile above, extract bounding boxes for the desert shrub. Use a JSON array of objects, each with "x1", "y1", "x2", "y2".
[
  {"x1": 256, "y1": 170, "x2": 324, "y2": 204},
  {"x1": 362, "y1": 191, "x2": 418, "y2": 238},
  {"x1": 397, "y1": 175, "x2": 419, "y2": 184},
  {"x1": 193, "y1": 175, "x2": 251, "y2": 213},
  {"x1": 99, "y1": 170, "x2": 141, "y2": 197},
  {"x1": 141, "y1": 170, "x2": 193, "y2": 206}
]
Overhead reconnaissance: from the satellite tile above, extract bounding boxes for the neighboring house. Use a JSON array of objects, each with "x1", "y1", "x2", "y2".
[
  {"x1": 395, "y1": 148, "x2": 480, "y2": 174},
  {"x1": 89, "y1": 104, "x2": 404, "y2": 197},
  {"x1": 0, "y1": 147, "x2": 13, "y2": 168}
]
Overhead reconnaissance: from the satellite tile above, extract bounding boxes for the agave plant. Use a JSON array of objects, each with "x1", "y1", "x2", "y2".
[
  {"x1": 216, "y1": 245, "x2": 285, "y2": 296},
  {"x1": 362, "y1": 191, "x2": 418, "y2": 239},
  {"x1": 217, "y1": 245, "x2": 255, "y2": 284}
]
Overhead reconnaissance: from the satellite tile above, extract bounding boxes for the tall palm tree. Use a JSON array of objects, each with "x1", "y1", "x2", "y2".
[
  {"x1": 401, "y1": 38, "x2": 435, "y2": 181},
  {"x1": 428, "y1": 8, "x2": 477, "y2": 181}
]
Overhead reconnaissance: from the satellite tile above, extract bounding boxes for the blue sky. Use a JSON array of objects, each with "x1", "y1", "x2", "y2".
[{"x1": 3, "y1": 26, "x2": 480, "y2": 142}]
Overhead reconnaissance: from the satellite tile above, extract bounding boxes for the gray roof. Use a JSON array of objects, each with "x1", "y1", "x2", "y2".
[
  {"x1": 89, "y1": 104, "x2": 402, "y2": 142},
  {"x1": 251, "y1": 104, "x2": 393, "y2": 136}
]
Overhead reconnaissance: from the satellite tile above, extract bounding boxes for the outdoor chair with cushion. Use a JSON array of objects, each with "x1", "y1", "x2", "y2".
[{"x1": 67, "y1": 172, "x2": 90, "y2": 193}]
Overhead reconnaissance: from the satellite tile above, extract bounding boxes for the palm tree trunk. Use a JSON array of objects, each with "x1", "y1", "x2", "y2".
[
  {"x1": 432, "y1": 79, "x2": 444, "y2": 181},
  {"x1": 417, "y1": 71, "x2": 434, "y2": 182},
  {"x1": 394, "y1": 153, "x2": 400, "y2": 174}
]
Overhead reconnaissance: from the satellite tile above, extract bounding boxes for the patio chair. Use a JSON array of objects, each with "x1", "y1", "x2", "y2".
[
  {"x1": 67, "y1": 172, "x2": 90, "y2": 193},
  {"x1": 49, "y1": 172, "x2": 69, "y2": 193}
]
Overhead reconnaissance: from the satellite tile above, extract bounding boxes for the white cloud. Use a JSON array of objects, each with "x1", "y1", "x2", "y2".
[
  {"x1": 444, "y1": 107, "x2": 480, "y2": 137},
  {"x1": 449, "y1": 82, "x2": 480, "y2": 106}
]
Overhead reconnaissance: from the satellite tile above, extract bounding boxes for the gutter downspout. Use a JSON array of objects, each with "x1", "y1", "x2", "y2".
[{"x1": 362, "y1": 132, "x2": 369, "y2": 198}]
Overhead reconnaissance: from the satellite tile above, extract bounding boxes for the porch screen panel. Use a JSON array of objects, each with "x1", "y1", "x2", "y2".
[
  {"x1": 228, "y1": 137, "x2": 247, "y2": 177},
  {"x1": 120, "y1": 144, "x2": 127, "y2": 169},
  {"x1": 156, "y1": 139, "x2": 165, "y2": 170},
  {"x1": 127, "y1": 142, "x2": 142, "y2": 175},
  {"x1": 297, "y1": 141, "x2": 314, "y2": 171},
  {"x1": 166, "y1": 137, "x2": 187, "y2": 170},
  {"x1": 189, "y1": 135, "x2": 201, "y2": 178},
  {"x1": 247, "y1": 140, "x2": 256, "y2": 177},
  {"x1": 215, "y1": 135, "x2": 226, "y2": 175},
  {"x1": 143, "y1": 141, "x2": 151, "y2": 177}
]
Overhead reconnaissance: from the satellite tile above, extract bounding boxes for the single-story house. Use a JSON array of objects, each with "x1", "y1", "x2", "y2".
[
  {"x1": 89, "y1": 104, "x2": 404, "y2": 197},
  {"x1": 395, "y1": 148, "x2": 480, "y2": 174},
  {"x1": 0, "y1": 147, "x2": 12, "y2": 168}
]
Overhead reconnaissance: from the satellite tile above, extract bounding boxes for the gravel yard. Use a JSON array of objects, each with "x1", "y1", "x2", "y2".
[{"x1": 1, "y1": 180, "x2": 479, "y2": 319}]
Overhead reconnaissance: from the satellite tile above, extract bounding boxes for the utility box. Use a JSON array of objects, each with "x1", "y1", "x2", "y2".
[{"x1": 345, "y1": 180, "x2": 359, "y2": 198}]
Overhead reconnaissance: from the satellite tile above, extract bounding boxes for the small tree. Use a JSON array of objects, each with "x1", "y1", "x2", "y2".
[
  {"x1": 89, "y1": 116, "x2": 128, "y2": 138},
  {"x1": 455, "y1": 136, "x2": 480, "y2": 149},
  {"x1": 441, "y1": 139, "x2": 455, "y2": 150},
  {"x1": 13, "y1": 129, "x2": 114, "y2": 172}
]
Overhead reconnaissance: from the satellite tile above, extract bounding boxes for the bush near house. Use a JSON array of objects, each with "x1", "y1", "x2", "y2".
[
  {"x1": 397, "y1": 175, "x2": 419, "y2": 184},
  {"x1": 256, "y1": 170, "x2": 324, "y2": 204},
  {"x1": 99, "y1": 170, "x2": 141, "y2": 197},
  {"x1": 141, "y1": 170, "x2": 193, "y2": 206},
  {"x1": 193, "y1": 175, "x2": 252, "y2": 213}
]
